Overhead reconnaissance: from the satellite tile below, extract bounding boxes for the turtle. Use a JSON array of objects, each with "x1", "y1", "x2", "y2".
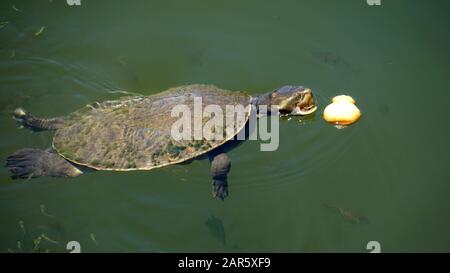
[{"x1": 6, "y1": 84, "x2": 317, "y2": 200}]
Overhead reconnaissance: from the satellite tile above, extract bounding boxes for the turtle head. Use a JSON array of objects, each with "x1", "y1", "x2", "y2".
[{"x1": 270, "y1": 86, "x2": 317, "y2": 116}]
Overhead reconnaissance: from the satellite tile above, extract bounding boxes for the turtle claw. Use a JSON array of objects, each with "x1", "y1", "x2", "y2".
[{"x1": 212, "y1": 179, "x2": 229, "y2": 201}]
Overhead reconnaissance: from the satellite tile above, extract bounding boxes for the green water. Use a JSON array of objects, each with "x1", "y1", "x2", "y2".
[{"x1": 1, "y1": 0, "x2": 450, "y2": 253}]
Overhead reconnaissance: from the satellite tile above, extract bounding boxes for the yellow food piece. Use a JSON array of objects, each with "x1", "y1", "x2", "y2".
[
  {"x1": 332, "y1": 95, "x2": 356, "y2": 104},
  {"x1": 323, "y1": 99, "x2": 361, "y2": 125}
]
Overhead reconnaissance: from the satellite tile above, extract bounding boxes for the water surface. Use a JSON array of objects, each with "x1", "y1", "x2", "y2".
[{"x1": 1, "y1": 0, "x2": 450, "y2": 252}]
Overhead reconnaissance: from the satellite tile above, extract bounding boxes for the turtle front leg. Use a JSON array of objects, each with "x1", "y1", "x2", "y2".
[
  {"x1": 13, "y1": 108, "x2": 65, "y2": 131},
  {"x1": 6, "y1": 148, "x2": 84, "y2": 179},
  {"x1": 209, "y1": 153, "x2": 231, "y2": 200}
]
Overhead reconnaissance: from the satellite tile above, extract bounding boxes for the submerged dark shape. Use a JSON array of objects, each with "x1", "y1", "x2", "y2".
[
  {"x1": 312, "y1": 51, "x2": 358, "y2": 74},
  {"x1": 205, "y1": 215, "x2": 227, "y2": 247},
  {"x1": 323, "y1": 203, "x2": 369, "y2": 225},
  {"x1": 6, "y1": 84, "x2": 317, "y2": 200},
  {"x1": 313, "y1": 51, "x2": 348, "y2": 67}
]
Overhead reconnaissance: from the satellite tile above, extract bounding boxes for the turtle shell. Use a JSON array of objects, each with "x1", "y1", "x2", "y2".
[{"x1": 53, "y1": 85, "x2": 252, "y2": 170}]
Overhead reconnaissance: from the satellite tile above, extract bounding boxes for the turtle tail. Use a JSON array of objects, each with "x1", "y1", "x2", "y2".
[{"x1": 13, "y1": 108, "x2": 65, "y2": 131}]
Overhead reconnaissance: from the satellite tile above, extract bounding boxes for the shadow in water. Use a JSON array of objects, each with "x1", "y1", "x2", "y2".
[
  {"x1": 205, "y1": 215, "x2": 227, "y2": 248},
  {"x1": 322, "y1": 202, "x2": 370, "y2": 225}
]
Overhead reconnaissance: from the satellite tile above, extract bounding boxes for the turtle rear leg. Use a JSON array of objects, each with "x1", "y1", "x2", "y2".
[
  {"x1": 13, "y1": 108, "x2": 65, "y2": 131},
  {"x1": 210, "y1": 153, "x2": 231, "y2": 200},
  {"x1": 6, "y1": 148, "x2": 83, "y2": 179}
]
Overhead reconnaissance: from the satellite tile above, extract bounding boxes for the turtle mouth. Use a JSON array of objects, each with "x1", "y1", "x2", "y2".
[
  {"x1": 291, "y1": 104, "x2": 318, "y2": 115},
  {"x1": 290, "y1": 91, "x2": 318, "y2": 116}
]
